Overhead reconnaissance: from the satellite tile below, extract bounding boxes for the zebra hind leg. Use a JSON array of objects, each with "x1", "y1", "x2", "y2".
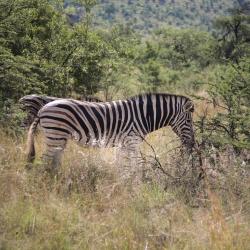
[{"x1": 42, "y1": 137, "x2": 67, "y2": 175}]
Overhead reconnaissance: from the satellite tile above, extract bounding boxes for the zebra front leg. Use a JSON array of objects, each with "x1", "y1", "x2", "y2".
[
  {"x1": 117, "y1": 144, "x2": 146, "y2": 187},
  {"x1": 122, "y1": 134, "x2": 144, "y2": 165},
  {"x1": 117, "y1": 138, "x2": 144, "y2": 184}
]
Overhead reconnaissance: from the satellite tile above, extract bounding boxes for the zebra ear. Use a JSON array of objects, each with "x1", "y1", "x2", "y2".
[{"x1": 184, "y1": 100, "x2": 194, "y2": 112}]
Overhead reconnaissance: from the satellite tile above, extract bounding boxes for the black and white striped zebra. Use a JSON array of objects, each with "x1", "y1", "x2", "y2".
[
  {"x1": 26, "y1": 93, "x2": 195, "y2": 167},
  {"x1": 19, "y1": 94, "x2": 102, "y2": 128}
]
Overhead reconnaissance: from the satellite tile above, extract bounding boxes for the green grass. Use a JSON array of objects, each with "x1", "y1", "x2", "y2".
[{"x1": 0, "y1": 129, "x2": 249, "y2": 250}]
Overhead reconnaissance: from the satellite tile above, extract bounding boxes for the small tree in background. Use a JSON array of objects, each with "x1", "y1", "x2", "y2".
[
  {"x1": 196, "y1": 7, "x2": 250, "y2": 153},
  {"x1": 205, "y1": 60, "x2": 249, "y2": 151},
  {"x1": 214, "y1": 7, "x2": 250, "y2": 63}
]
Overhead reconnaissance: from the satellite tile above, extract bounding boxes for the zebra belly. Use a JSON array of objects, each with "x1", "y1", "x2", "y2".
[{"x1": 75, "y1": 131, "x2": 129, "y2": 148}]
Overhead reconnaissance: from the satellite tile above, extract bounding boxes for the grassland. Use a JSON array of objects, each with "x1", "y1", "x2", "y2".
[{"x1": 0, "y1": 112, "x2": 249, "y2": 250}]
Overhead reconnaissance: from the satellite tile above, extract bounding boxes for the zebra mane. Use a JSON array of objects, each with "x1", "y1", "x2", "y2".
[
  {"x1": 19, "y1": 94, "x2": 102, "y2": 103},
  {"x1": 128, "y1": 92, "x2": 192, "y2": 102}
]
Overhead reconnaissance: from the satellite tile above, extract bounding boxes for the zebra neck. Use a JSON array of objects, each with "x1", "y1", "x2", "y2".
[
  {"x1": 146, "y1": 111, "x2": 172, "y2": 133},
  {"x1": 145, "y1": 94, "x2": 174, "y2": 133},
  {"x1": 144, "y1": 95, "x2": 169, "y2": 133}
]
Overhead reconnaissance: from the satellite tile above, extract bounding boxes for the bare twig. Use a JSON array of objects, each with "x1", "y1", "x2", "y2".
[{"x1": 139, "y1": 136, "x2": 181, "y2": 180}]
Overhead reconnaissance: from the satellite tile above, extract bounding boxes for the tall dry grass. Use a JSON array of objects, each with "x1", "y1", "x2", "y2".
[{"x1": 0, "y1": 124, "x2": 249, "y2": 249}]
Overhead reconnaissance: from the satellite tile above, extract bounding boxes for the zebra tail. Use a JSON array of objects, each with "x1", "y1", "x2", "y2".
[{"x1": 26, "y1": 117, "x2": 40, "y2": 163}]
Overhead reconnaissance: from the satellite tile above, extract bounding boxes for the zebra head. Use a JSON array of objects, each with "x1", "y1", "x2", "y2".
[{"x1": 171, "y1": 99, "x2": 195, "y2": 150}]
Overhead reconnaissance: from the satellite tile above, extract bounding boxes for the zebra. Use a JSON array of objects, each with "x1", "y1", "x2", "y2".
[
  {"x1": 26, "y1": 93, "x2": 195, "y2": 168},
  {"x1": 19, "y1": 94, "x2": 102, "y2": 128}
]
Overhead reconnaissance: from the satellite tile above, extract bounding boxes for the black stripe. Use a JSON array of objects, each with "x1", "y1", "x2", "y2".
[
  {"x1": 55, "y1": 103, "x2": 88, "y2": 141},
  {"x1": 170, "y1": 96, "x2": 177, "y2": 125},
  {"x1": 25, "y1": 99, "x2": 41, "y2": 107},
  {"x1": 105, "y1": 104, "x2": 111, "y2": 138},
  {"x1": 159, "y1": 97, "x2": 166, "y2": 128},
  {"x1": 91, "y1": 106, "x2": 105, "y2": 137},
  {"x1": 76, "y1": 104, "x2": 99, "y2": 140},
  {"x1": 120, "y1": 100, "x2": 129, "y2": 132},
  {"x1": 110, "y1": 103, "x2": 117, "y2": 137},
  {"x1": 47, "y1": 137, "x2": 67, "y2": 141},
  {"x1": 132, "y1": 98, "x2": 147, "y2": 134},
  {"x1": 146, "y1": 94, "x2": 154, "y2": 132},
  {"x1": 175, "y1": 96, "x2": 181, "y2": 124},
  {"x1": 165, "y1": 97, "x2": 173, "y2": 126},
  {"x1": 116, "y1": 102, "x2": 123, "y2": 134},
  {"x1": 155, "y1": 94, "x2": 162, "y2": 130},
  {"x1": 40, "y1": 115, "x2": 80, "y2": 135},
  {"x1": 138, "y1": 95, "x2": 149, "y2": 132},
  {"x1": 106, "y1": 103, "x2": 118, "y2": 145},
  {"x1": 98, "y1": 104, "x2": 106, "y2": 117},
  {"x1": 42, "y1": 126, "x2": 71, "y2": 134},
  {"x1": 174, "y1": 96, "x2": 178, "y2": 124}
]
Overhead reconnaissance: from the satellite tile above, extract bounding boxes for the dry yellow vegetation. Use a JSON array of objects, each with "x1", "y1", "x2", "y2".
[{"x1": 0, "y1": 122, "x2": 249, "y2": 249}]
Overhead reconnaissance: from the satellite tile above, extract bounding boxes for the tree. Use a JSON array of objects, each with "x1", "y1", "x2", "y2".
[
  {"x1": 214, "y1": 8, "x2": 250, "y2": 63},
  {"x1": 153, "y1": 27, "x2": 216, "y2": 69},
  {"x1": 196, "y1": 7, "x2": 250, "y2": 152},
  {"x1": 206, "y1": 60, "x2": 250, "y2": 150}
]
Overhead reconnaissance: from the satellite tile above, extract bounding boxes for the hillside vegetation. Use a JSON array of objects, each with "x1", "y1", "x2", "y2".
[
  {"x1": 65, "y1": 0, "x2": 242, "y2": 32},
  {"x1": 0, "y1": 0, "x2": 250, "y2": 249}
]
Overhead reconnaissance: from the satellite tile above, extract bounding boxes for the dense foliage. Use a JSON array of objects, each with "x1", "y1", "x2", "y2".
[{"x1": 0, "y1": 0, "x2": 137, "y2": 129}]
